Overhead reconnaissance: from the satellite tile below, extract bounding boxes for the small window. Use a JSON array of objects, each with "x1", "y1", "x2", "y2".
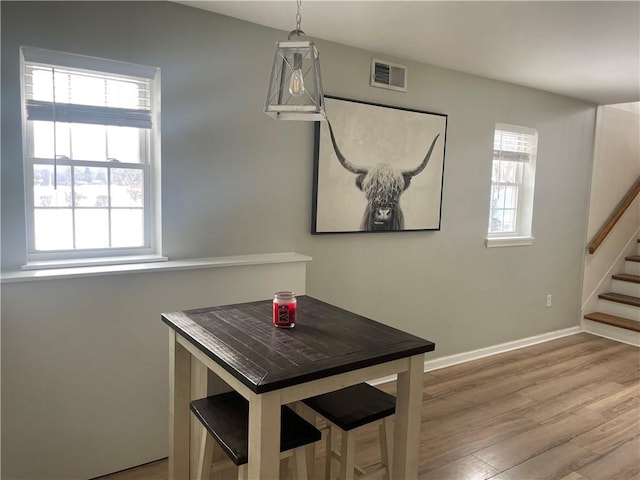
[
  {"x1": 486, "y1": 123, "x2": 537, "y2": 247},
  {"x1": 21, "y1": 47, "x2": 161, "y2": 265}
]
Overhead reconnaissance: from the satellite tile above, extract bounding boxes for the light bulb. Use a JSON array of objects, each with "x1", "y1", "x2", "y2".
[
  {"x1": 288, "y1": 53, "x2": 305, "y2": 97},
  {"x1": 289, "y1": 69, "x2": 305, "y2": 97}
]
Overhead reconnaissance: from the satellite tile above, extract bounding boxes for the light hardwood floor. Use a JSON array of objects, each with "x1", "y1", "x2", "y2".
[{"x1": 96, "y1": 333, "x2": 640, "y2": 480}]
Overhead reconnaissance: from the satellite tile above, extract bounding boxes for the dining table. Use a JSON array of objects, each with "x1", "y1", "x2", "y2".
[{"x1": 162, "y1": 295, "x2": 435, "y2": 479}]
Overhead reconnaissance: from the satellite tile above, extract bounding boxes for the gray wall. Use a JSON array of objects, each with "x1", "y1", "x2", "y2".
[
  {"x1": 305, "y1": 62, "x2": 597, "y2": 354},
  {"x1": 2, "y1": 1, "x2": 597, "y2": 476},
  {"x1": 2, "y1": 261, "x2": 308, "y2": 479},
  {"x1": 1, "y1": 0, "x2": 598, "y2": 357}
]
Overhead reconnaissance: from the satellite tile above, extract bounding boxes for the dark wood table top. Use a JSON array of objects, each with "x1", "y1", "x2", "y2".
[{"x1": 162, "y1": 296, "x2": 435, "y2": 393}]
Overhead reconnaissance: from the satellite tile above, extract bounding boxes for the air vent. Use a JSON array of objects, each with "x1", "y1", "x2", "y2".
[{"x1": 371, "y1": 58, "x2": 407, "y2": 92}]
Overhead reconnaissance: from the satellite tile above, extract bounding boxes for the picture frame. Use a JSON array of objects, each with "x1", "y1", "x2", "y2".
[{"x1": 312, "y1": 96, "x2": 447, "y2": 234}]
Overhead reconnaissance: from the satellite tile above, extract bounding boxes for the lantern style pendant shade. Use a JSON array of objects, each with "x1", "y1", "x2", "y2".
[{"x1": 265, "y1": 34, "x2": 326, "y2": 121}]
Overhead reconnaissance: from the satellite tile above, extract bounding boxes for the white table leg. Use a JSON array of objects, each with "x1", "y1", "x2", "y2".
[
  {"x1": 247, "y1": 391, "x2": 281, "y2": 479},
  {"x1": 391, "y1": 354, "x2": 424, "y2": 480},
  {"x1": 169, "y1": 330, "x2": 191, "y2": 480}
]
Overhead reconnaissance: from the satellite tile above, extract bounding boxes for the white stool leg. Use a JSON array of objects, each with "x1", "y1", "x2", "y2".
[
  {"x1": 379, "y1": 417, "x2": 393, "y2": 480},
  {"x1": 294, "y1": 447, "x2": 309, "y2": 480},
  {"x1": 324, "y1": 427, "x2": 334, "y2": 480},
  {"x1": 339, "y1": 429, "x2": 356, "y2": 480},
  {"x1": 237, "y1": 464, "x2": 248, "y2": 480},
  {"x1": 280, "y1": 455, "x2": 291, "y2": 480},
  {"x1": 293, "y1": 402, "x2": 318, "y2": 479},
  {"x1": 197, "y1": 427, "x2": 215, "y2": 480}
]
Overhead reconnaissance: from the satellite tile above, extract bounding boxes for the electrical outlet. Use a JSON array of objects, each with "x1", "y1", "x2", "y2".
[{"x1": 546, "y1": 294, "x2": 552, "y2": 307}]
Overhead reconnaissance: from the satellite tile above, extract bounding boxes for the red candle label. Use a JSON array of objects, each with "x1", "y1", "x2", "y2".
[{"x1": 273, "y1": 301, "x2": 296, "y2": 327}]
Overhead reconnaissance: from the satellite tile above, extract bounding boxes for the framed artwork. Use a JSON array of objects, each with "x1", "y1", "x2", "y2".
[{"x1": 312, "y1": 96, "x2": 447, "y2": 234}]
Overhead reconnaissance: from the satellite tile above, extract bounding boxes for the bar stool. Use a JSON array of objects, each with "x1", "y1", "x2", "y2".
[
  {"x1": 302, "y1": 383, "x2": 396, "y2": 480},
  {"x1": 190, "y1": 391, "x2": 322, "y2": 480}
]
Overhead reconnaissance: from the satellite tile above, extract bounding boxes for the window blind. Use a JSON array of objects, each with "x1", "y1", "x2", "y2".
[
  {"x1": 494, "y1": 130, "x2": 530, "y2": 162},
  {"x1": 493, "y1": 127, "x2": 537, "y2": 163},
  {"x1": 26, "y1": 99, "x2": 152, "y2": 128},
  {"x1": 24, "y1": 64, "x2": 152, "y2": 129}
]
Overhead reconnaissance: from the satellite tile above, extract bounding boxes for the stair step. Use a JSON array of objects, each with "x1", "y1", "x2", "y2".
[
  {"x1": 627, "y1": 255, "x2": 640, "y2": 263},
  {"x1": 613, "y1": 273, "x2": 640, "y2": 284},
  {"x1": 584, "y1": 312, "x2": 640, "y2": 332},
  {"x1": 599, "y1": 292, "x2": 640, "y2": 308}
]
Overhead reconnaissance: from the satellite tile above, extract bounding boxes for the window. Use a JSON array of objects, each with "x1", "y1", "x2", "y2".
[
  {"x1": 486, "y1": 123, "x2": 538, "y2": 247},
  {"x1": 21, "y1": 47, "x2": 161, "y2": 266}
]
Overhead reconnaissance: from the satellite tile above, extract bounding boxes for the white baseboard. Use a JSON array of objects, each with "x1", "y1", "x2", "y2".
[{"x1": 369, "y1": 326, "x2": 581, "y2": 386}]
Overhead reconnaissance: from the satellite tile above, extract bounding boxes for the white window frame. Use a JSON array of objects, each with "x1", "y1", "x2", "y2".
[
  {"x1": 20, "y1": 47, "x2": 163, "y2": 268},
  {"x1": 486, "y1": 123, "x2": 538, "y2": 248}
]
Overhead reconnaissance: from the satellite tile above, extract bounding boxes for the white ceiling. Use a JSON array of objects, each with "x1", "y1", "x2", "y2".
[{"x1": 177, "y1": 0, "x2": 640, "y2": 106}]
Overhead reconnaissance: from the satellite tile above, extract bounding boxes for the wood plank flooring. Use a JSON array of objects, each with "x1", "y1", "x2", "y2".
[{"x1": 95, "y1": 333, "x2": 639, "y2": 480}]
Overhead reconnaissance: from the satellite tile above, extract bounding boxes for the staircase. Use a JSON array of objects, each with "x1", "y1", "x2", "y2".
[{"x1": 584, "y1": 239, "x2": 640, "y2": 346}]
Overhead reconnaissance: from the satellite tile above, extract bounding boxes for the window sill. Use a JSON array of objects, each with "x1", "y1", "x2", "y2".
[
  {"x1": 486, "y1": 236, "x2": 535, "y2": 248},
  {"x1": 22, "y1": 255, "x2": 169, "y2": 271},
  {"x1": 2, "y1": 252, "x2": 312, "y2": 284}
]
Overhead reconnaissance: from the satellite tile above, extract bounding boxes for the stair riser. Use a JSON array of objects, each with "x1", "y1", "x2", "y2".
[
  {"x1": 612, "y1": 279, "x2": 640, "y2": 297},
  {"x1": 582, "y1": 319, "x2": 640, "y2": 347},
  {"x1": 597, "y1": 300, "x2": 640, "y2": 320},
  {"x1": 625, "y1": 261, "x2": 640, "y2": 276}
]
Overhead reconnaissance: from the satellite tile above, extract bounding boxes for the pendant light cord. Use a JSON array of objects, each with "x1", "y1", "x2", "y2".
[
  {"x1": 296, "y1": 0, "x2": 302, "y2": 32},
  {"x1": 288, "y1": 0, "x2": 305, "y2": 39}
]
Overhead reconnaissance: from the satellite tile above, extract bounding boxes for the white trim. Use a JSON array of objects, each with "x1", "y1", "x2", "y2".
[
  {"x1": 369, "y1": 326, "x2": 581, "y2": 386},
  {"x1": 22, "y1": 46, "x2": 158, "y2": 79},
  {"x1": 2, "y1": 252, "x2": 312, "y2": 284},
  {"x1": 486, "y1": 236, "x2": 535, "y2": 248},
  {"x1": 21, "y1": 254, "x2": 169, "y2": 271}
]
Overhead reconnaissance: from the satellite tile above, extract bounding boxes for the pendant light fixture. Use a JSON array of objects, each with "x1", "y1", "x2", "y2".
[{"x1": 264, "y1": 0, "x2": 326, "y2": 121}]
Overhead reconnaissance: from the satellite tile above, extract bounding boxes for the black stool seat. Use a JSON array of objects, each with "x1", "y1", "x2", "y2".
[
  {"x1": 190, "y1": 391, "x2": 321, "y2": 466},
  {"x1": 303, "y1": 383, "x2": 396, "y2": 431}
]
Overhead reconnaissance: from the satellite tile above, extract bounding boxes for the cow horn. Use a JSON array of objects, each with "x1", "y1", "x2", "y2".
[
  {"x1": 326, "y1": 120, "x2": 368, "y2": 175},
  {"x1": 402, "y1": 134, "x2": 440, "y2": 178}
]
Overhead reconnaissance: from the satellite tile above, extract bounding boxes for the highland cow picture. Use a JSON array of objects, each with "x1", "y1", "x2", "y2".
[{"x1": 312, "y1": 96, "x2": 447, "y2": 234}]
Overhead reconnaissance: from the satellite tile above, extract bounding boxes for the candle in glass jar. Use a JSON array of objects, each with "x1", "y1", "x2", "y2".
[{"x1": 272, "y1": 291, "x2": 296, "y2": 328}]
